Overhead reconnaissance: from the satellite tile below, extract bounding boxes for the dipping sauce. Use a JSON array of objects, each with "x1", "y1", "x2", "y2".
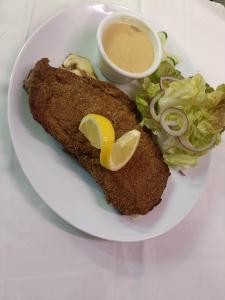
[{"x1": 102, "y1": 22, "x2": 154, "y2": 73}]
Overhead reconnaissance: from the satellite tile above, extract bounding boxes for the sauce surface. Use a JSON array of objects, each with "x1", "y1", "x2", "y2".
[{"x1": 102, "y1": 22, "x2": 154, "y2": 73}]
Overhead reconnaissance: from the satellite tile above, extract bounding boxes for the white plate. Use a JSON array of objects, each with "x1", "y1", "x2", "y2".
[{"x1": 8, "y1": 4, "x2": 209, "y2": 242}]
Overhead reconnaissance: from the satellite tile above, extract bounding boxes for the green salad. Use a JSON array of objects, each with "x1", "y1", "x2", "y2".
[{"x1": 135, "y1": 32, "x2": 225, "y2": 168}]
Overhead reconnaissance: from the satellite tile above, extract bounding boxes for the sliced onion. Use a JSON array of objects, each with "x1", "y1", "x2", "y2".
[
  {"x1": 149, "y1": 91, "x2": 164, "y2": 121},
  {"x1": 160, "y1": 108, "x2": 188, "y2": 136},
  {"x1": 164, "y1": 120, "x2": 178, "y2": 126},
  {"x1": 178, "y1": 135, "x2": 217, "y2": 153},
  {"x1": 160, "y1": 76, "x2": 179, "y2": 90}
]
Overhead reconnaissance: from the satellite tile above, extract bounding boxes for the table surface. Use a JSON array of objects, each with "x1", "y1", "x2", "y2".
[{"x1": 1, "y1": 0, "x2": 225, "y2": 299}]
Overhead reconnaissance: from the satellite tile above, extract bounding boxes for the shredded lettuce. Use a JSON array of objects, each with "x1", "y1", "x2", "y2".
[{"x1": 135, "y1": 34, "x2": 225, "y2": 168}]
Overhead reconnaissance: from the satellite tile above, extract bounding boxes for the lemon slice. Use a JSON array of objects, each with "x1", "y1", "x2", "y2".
[
  {"x1": 79, "y1": 114, "x2": 141, "y2": 171},
  {"x1": 79, "y1": 114, "x2": 115, "y2": 149},
  {"x1": 101, "y1": 129, "x2": 141, "y2": 171}
]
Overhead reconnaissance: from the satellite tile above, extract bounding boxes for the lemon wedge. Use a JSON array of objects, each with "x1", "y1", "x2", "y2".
[
  {"x1": 79, "y1": 114, "x2": 141, "y2": 171},
  {"x1": 79, "y1": 114, "x2": 115, "y2": 149},
  {"x1": 101, "y1": 129, "x2": 141, "y2": 171}
]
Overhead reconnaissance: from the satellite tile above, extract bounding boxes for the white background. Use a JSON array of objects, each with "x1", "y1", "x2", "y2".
[{"x1": 0, "y1": 0, "x2": 225, "y2": 299}]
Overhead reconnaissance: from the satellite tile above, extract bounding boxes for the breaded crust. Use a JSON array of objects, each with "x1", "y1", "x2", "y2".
[{"x1": 24, "y1": 58, "x2": 170, "y2": 215}]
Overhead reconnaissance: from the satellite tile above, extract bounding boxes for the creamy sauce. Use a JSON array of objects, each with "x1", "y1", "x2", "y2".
[{"x1": 102, "y1": 22, "x2": 154, "y2": 73}]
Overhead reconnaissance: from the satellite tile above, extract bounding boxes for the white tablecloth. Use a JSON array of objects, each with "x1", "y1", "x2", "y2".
[{"x1": 1, "y1": 0, "x2": 225, "y2": 299}]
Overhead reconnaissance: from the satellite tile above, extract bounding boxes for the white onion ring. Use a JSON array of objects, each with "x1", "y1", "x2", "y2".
[
  {"x1": 149, "y1": 91, "x2": 164, "y2": 121},
  {"x1": 165, "y1": 120, "x2": 178, "y2": 126},
  {"x1": 178, "y1": 135, "x2": 217, "y2": 153},
  {"x1": 160, "y1": 76, "x2": 179, "y2": 90},
  {"x1": 160, "y1": 108, "x2": 188, "y2": 136}
]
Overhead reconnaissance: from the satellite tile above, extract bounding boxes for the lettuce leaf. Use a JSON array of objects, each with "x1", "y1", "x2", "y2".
[
  {"x1": 149, "y1": 61, "x2": 183, "y2": 84},
  {"x1": 135, "y1": 70, "x2": 225, "y2": 168},
  {"x1": 142, "y1": 78, "x2": 160, "y2": 98},
  {"x1": 158, "y1": 74, "x2": 206, "y2": 112}
]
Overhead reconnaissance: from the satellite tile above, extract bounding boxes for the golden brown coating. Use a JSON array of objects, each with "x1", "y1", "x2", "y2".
[{"x1": 24, "y1": 58, "x2": 170, "y2": 215}]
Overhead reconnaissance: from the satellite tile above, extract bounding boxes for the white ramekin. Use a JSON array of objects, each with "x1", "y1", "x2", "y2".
[{"x1": 96, "y1": 13, "x2": 162, "y2": 84}]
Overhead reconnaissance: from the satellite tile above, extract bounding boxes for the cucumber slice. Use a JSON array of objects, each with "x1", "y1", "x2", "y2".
[
  {"x1": 158, "y1": 31, "x2": 168, "y2": 44},
  {"x1": 165, "y1": 56, "x2": 177, "y2": 66},
  {"x1": 158, "y1": 31, "x2": 180, "y2": 65}
]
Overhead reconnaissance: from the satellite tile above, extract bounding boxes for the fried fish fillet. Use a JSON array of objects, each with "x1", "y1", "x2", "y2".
[{"x1": 24, "y1": 58, "x2": 170, "y2": 215}]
